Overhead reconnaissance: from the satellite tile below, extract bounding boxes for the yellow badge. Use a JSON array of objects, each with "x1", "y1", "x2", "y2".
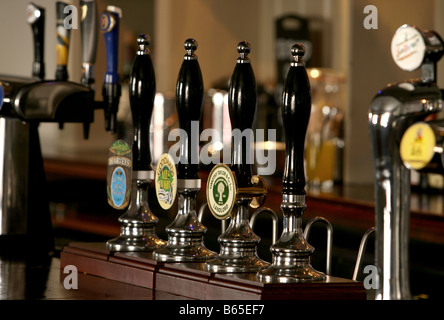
[
  {"x1": 155, "y1": 153, "x2": 177, "y2": 210},
  {"x1": 400, "y1": 122, "x2": 436, "y2": 170}
]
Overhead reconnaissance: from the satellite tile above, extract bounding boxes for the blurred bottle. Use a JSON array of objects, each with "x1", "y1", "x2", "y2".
[{"x1": 305, "y1": 68, "x2": 346, "y2": 191}]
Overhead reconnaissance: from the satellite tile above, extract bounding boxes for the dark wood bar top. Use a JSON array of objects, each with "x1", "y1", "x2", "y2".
[
  {"x1": 0, "y1": 255, "x2": 169, "y2": 300},
  {"x1": 59, "y1": 242, "x2": 367, "y2": 300}
]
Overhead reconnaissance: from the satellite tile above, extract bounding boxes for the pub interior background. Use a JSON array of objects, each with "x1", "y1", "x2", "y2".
[{"x1": 1, "y1": 0, "x2": 444, "y2": 300}]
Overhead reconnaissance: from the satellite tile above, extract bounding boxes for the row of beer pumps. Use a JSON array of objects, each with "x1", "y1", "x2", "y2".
[
  {"x1": 95, "y1": 6, "x2": 328, "y2": 282},
  {"x1": 104, "y1": 18, "x2": 444, "y2": 298},
  {"x1": 1, "y1": 0, "x2": 444, "y2": 299},
  {"x1": 105, "y1": 27, "x2": 326, "y2": 281},
  {"x1": 0, "y1": 0, "x2": 326, "y2": 284}
]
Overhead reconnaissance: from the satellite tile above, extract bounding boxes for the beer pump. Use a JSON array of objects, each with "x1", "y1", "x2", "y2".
[
  {"x1": 106, "y1": 34, "x2": 166, "y2": 252},
  {"x1": 204, "y1": 42, "x2": 269, "y2": 273},
  {"x1": 257, "y1": 44, "x2": 325, "y2": 283},
  {"x1": 368, "y1": 25, "x2": 444, "y2": 299},
  {"x1": 153, "y1": 39, "x2": 217, "y2": 261}
]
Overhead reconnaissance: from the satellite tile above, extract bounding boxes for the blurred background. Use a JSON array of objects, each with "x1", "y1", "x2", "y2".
[{"x1": 1, "y1": 0, "x2": 443, "y2": 186}]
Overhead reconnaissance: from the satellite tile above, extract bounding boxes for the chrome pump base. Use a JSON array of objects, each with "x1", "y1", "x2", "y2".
[
  {"x1": 106, "y1": 178, "x2": 167, "y2": 252},
  {"x1": 205, "y1": 198, "x2": 270, "y2": 273},
  {"x1": 257, "y1": 194, "x2": 325, "y2": 283},
  {"x1": 153, "y1": 187, "x2": 217, "y2": 262}
]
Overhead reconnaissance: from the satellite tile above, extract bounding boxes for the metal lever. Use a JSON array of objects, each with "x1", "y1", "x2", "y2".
[
  {"x1": 304, "y1": 216, "x2": 333, "y2": 276},
  {"x1": 197, "y1": 202, "x2": 207, "y2": 222},
  {"x1": 198, "y1": 202, "x2": 227, "y2": 234},
  {"x1": 250, "y1": 207, "x2": 279, "y2": 245},
  {"x1": 353, "y1": 227, "x2": 375, "y2": 281}
]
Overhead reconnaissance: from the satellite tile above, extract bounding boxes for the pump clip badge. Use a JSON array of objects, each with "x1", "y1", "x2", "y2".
[
  {"x1": 155, "y1": 153, "x2": 177, "y2": 210},
  {"x1": 400, "y1": 122, "x2": 436, "y2": 170},
  {"x1": 207, "y1": 164, "x2": 236, "y2": 220},
  {"x1": 107, "y1": 140, "x2": 132, "y2": 210}
]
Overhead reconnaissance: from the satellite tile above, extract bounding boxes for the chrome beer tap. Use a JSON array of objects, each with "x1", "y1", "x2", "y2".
[
  {"x1": 257, "y1": 44, "x2": 325, "y2": 283},
  {"x1": 368, "y1": 25, "x2": 444, "y2": 300},
  {"x1": 80, "y1": 0, "x2": 98, "y2": 88},
  {"x1": 205, "y1": 42, "x2": 269, "y2": 273},
  {"x1": 106, "y1": 34, "x2": 167, "y2": 252},
  {"x1": 153, "y1": 39, "x2": 217, "y2": 262}
]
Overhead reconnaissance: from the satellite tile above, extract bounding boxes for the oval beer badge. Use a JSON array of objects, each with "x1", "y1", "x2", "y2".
[
  {"x1": 110, "y1": 167, "x2": 126, "y2": 207},
  {"x1": 206, "y1": 164, "x2": 236, "y2": 220},
  {"x1": 107, "y1": 140, "x2": 132, "y2": 209},
  {"x1": 155, "y1": 153, "x2": 177, "y2": 210},
  {"x1": 400, "y1": 122, "x2": 436, "y2": 170}
]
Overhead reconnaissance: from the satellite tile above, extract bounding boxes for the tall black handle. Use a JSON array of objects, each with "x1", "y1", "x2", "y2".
[
  {"x1": 129, "y1": 34, "x2": 155, "y2": 171},
  {"x1": 27, "y1": 2, "x2": 45, "y2": 80},
  {"x1": 80, "y1": 0, "x2": 98, "y2": 86},
  {"x1": 282, "y1": 44, "x2": 311, "y2": 195},
  {"x1": 176, "y1": 39, "x2": 204, "y2": 180},
  {"x1": 228, "y1": 41, "x2": 257, "y2": 188}
]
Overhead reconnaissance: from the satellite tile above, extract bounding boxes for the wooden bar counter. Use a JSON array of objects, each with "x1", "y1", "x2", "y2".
[{"x1": 60, "y1": 241, "x2": 366, "y2": 300}]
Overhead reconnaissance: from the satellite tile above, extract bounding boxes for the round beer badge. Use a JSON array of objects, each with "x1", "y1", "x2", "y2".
[
  {"x1": 155, "y1": 153, "x2": 177, "y2": 210},
  {"x1": 391, "y1": 25, "x2": 426, "y2": 72},
  {"x1": 400, "y1": 122, "x2": 436, "y2": 170},
  {"x1": 206, "y1": 164, "x2": 236, "y2": 220}
]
